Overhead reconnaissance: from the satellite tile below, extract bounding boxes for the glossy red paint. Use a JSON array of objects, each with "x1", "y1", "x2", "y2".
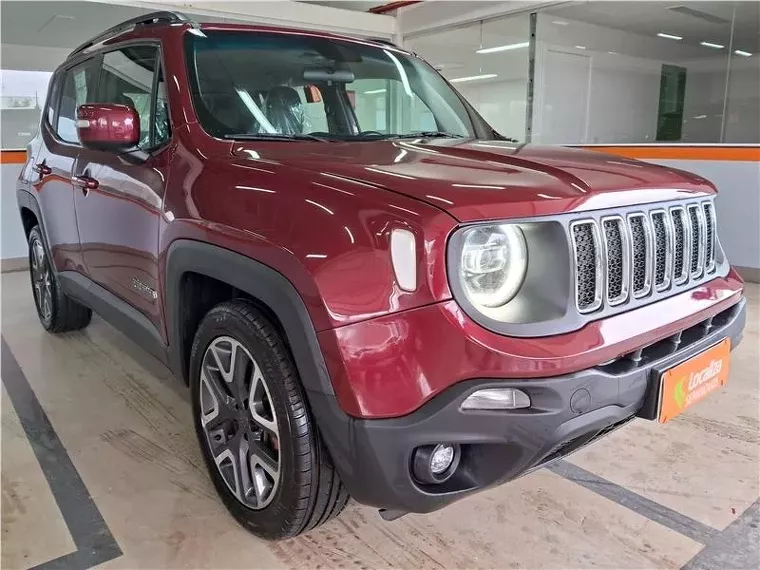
[
  {"x1": 18, "y1": 20, "x2": 745, "y2": 422},
  {"x1": 241, "y1": 140, "x2": 717, "y2": 222},
  {"x1": 321, "y1": 270, "x2": 745, "y2": 418},
  {"x1": 76, "y1": 104, "x2": 140, "y2": 149}
]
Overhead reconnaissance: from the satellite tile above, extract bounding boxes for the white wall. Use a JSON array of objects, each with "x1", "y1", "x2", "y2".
[
  {"x1": 2, "y1": 164, "x2": 28, "y2": 260},
  {"x1": 456, "y1": 79, "x2": 526, "y2": 140}
]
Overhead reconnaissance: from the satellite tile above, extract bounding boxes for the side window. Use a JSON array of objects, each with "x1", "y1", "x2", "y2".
[
  {"x1": 351, "y1": 79, "x2": 390, "y2": 132},
  {"x1": 45, "y1": 74, "x2": 61, "y2": 127},
  {"x1": 97, "y1": 45, "x2": 170, "y2": 149},
  {"x1": 56, "y1": 59, "x2": 98, "y2": 143},
  {"x1": 297, "y1": 86, "x2": 328, "y2": 133},
  {"x1": 350, "y1": 78, "x2": 436, "y2": 134},
  {"x1": 154, "y1": 65, "x2": 170, "y2": 146}
]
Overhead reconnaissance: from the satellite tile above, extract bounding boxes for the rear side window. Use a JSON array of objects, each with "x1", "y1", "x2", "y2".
[
  {"x1": 97, "y1": 45, "x2": 170, "y2": 149},
  {"x1": 56, "y1": 59, "x2": 99, "y2": 143},
  {"x1": 45, "y1": 75, "x2": 61, "y2": 127}
]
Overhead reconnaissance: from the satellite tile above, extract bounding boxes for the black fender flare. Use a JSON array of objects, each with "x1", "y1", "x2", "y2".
[
  {"x1": 17, "y1": 188, "x2": 42, "y2": 232},
  {"x1": 164, "y1": 239, "x2": 335, "y2": 397},
  {"x1": 16, "y1": 189, "x2": 52, "y2": 267}
]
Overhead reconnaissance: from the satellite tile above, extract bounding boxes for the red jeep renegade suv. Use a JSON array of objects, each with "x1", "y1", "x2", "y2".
[{"x1": 17, "y1": 12, "x2": 746, "y2": 539}]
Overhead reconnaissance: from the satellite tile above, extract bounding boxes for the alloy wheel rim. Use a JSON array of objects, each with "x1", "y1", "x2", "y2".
[
  {"x1": 30, "y1": 238, "x2": 52, "y2": 322},
  {"x1": 199, "y1": 336, "x2": 281, "y2": 509}
]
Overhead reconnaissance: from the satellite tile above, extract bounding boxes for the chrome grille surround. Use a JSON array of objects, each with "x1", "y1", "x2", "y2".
[
  {"x1": 570, "y1": 220, "x2": 603, "y2": 314},
  {"x1": 688, "y1": 203, "x2": 707, "y2": 279},
  {"x1": 571, "y1": 198, "x2": 721, "y2": 316},
  {"x1": 600, "y1": 216, "x2": 630, "y2": 306},
  {"x1": 703, "y1": 201, "x2": 717, "y2": 273},
  {"x1": 627, "y1": 212, "x2": 653, "y2": 298},
  {"x1": 671, "y1": 206, "x2": 691, "y2": 286},
  {"x1": 649, "y1": 209, "x2": 673, "y2": 292}
]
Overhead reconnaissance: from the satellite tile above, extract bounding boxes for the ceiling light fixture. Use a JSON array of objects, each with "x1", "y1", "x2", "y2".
[
  {"x1": 700, "y1": 41, "x2": 725, "y2": 49},
  {"x1": 364, "y1": 88, "x2": 387, "y2": 94},
  {"x1": 551, "y1": 20, "x2": 569, "y2": 26},
  {"x1": 657, "y1": 32, "x2": 683, "y2": 40},
  {"x1": 734, "y1": 49, "x2": 752, "y2": 57},
  {"x1": 575, "y1": 45, "x2": 586, "y2": 50},
  {"x1": 450, "y1": 73, "x2": 498, "y2": 83},
  {"x1": 476, "y1": 41, "x2": 530, "y2": 54}
]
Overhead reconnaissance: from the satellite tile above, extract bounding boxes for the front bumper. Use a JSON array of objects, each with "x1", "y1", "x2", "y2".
[{"x1": 311, "y1": 296, "x2": 745, "y2": 514}]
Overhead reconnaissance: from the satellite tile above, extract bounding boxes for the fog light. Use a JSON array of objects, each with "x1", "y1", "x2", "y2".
[
  {"x1": 430, "y1": 444, "x2": 455, "y2": 474},
  {"x1": 412, "y1": 443, "x2": 460, "y2": 484},
  {"x1": 461, "y1": 388, "x2": 531, "y2": 410}
]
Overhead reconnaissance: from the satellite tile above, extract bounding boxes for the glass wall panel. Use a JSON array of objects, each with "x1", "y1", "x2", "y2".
[
  {"x1": 406, "y1": 14, "x2": 531, "y2": 142},
  {"x1": 532, "y1": 1, "x2": 758, "y2": 144},
  {"x1": 0, "y1": 69, "x2": 52, "y2": 149},
  {"x1": 725, "y1": 4, "x2": 760, "y2": 143}
]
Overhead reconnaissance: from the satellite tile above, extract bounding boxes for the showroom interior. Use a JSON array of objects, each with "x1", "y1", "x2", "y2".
[{"x1": 0, "y1": 0, "x2": 758, "y2": 568}]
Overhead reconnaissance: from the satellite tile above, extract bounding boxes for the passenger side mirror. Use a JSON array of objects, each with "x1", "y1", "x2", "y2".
[{"x1": 76, "y1": 104, "x2": 140, "y2": 151}]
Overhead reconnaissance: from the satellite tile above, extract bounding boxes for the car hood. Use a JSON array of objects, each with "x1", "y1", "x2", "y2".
[{"x1": 231, "y1": 139, "x2": 715, "y2": 222}]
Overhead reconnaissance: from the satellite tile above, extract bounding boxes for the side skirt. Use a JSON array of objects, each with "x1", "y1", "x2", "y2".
[{"x1": 58, "y1": 271, "x2": 168, "y2": 364}]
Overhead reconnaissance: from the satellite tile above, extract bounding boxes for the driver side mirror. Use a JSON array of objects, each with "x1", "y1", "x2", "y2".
[{"x1": 76, "y1": 104, "x2": 140, "y2": 151}]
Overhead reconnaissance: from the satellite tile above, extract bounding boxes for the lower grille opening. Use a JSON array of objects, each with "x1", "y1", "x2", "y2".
[{"x1": 597, "y1": 302, "x2": 741, "y2": 375}]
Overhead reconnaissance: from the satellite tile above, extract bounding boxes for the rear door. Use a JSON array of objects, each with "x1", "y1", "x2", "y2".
[
  {"x1": 35, "y1": 58, "x2": 99, "y2": 273},
  {"x1": 73, "y1": 44, "x2": 171, "y2": 330}
]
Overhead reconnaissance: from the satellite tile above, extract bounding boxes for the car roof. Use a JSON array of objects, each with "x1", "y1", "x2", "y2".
[{"x1": 67, "y1": 11, "x2": 401, "y2": 62}]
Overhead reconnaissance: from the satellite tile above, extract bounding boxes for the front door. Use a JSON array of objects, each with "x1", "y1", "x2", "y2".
[
  {"x1": 73, "y1": 44, "x2": 171, "y2": 332},
  {"x1": 35, "y1": 58, "x2": 99, "y2": 274}
]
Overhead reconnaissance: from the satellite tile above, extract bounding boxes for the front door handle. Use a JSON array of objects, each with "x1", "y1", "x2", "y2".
[
  {"x1": 71, "y1": 175, "x2": 99, "y2": 194},
  {"x1": 33, "y1": 163, "x2": 51, "y2": 176}
]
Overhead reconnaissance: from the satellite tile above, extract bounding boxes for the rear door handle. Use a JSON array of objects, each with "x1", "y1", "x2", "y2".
[
  {"x1": 33, "y1": 163, "x2": 51, "y2": 176},
  {"x1": 71, "y1": 175, "x2": 99, "y2": 193}
]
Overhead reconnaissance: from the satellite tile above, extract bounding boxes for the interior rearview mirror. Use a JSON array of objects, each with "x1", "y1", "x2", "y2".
[{"x1": 303, "y1": 68, "x2": 355, "y2": 84}]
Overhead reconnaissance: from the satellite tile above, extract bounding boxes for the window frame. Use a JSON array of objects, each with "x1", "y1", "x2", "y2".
[
  {"x1": 44, "y1": 71, "x2": 63, "y2": 131},
  {"x1": 97, "y1": 40, "x2": 172, "y2": 152},
  {"x1": 47, "y1": 39, "x2": 172, "y2": 153},
  {"x1": 48, "y1": 54, "x2": 102, "y2": 147}
]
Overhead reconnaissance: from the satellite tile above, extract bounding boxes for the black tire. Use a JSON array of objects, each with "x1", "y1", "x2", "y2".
[
  {"x1": 189, "y1": 299, "x2": 349, "y2": 540},
  {"x1": 28, "y1": 226, "x2": 91, "y2": 333}
]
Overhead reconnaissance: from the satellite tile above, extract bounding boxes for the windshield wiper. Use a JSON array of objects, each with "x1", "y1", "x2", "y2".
[
  {"x1": 223, "y1": 133, "x2": 332, "y2": 142},
  {"x1": 392, "y1": 131, "x2": 465, "y2": 139}
]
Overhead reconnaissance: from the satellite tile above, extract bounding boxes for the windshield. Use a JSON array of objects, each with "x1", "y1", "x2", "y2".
[{"x1": 185, "y1": 30, "x2": 485, "y2": 141}]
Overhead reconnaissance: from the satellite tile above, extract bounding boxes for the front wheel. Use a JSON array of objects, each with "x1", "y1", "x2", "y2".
[{"x1": 189, "y1": 299, "x2": 348, "y2": 539}]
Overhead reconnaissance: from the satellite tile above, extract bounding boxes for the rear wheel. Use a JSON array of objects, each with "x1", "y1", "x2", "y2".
[
  {"x1": 28, "y1": 226, "x2": 91, "y2": 332},
  {"x1": 189, "y1": 299, "x2": 348, "y2": 539}
]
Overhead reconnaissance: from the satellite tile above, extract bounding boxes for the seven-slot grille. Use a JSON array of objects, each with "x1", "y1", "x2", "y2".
[{"x1": 572, "y1": 201, "x2": 717, "y2": 314}]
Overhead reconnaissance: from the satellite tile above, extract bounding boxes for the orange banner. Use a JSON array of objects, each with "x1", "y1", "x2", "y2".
[
  {"x1": 0, "y1": 150, "x2": 27, "y2": 164},
  {"x1": 581, "y1": 146, "x2": 760, "y2": 162}
]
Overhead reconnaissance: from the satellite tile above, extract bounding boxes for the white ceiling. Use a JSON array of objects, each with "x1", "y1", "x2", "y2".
[
  {"x1": 407, "y1": 1, "x2": 759, "y2": 85},
  {"x1": 0, "y1": 0, "x2": 395, "y2": 50},
  {"x1": 300, "y1": 1, "x2": 387, "y2": 11},
  {"x1": 0, "y1": 2, "x2": 150, "y2": 48},
  {"x1": 546, "y1": 1, "x2": 759, "y2": 49}
]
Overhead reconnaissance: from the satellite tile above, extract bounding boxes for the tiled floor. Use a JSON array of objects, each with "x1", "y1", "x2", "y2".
[{"x1": 2, "y1": 270, "x2": 758, "y2": 569}]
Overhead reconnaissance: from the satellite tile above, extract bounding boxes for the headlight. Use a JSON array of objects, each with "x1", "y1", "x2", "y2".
[{"x1": 459, "y1": 224, "x2": 528, "y2": 308}]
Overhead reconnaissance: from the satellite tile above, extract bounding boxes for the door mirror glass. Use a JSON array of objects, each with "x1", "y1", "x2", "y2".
[{"x1": 76, "y1": 104, "x2": 140, "y2": 150}]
